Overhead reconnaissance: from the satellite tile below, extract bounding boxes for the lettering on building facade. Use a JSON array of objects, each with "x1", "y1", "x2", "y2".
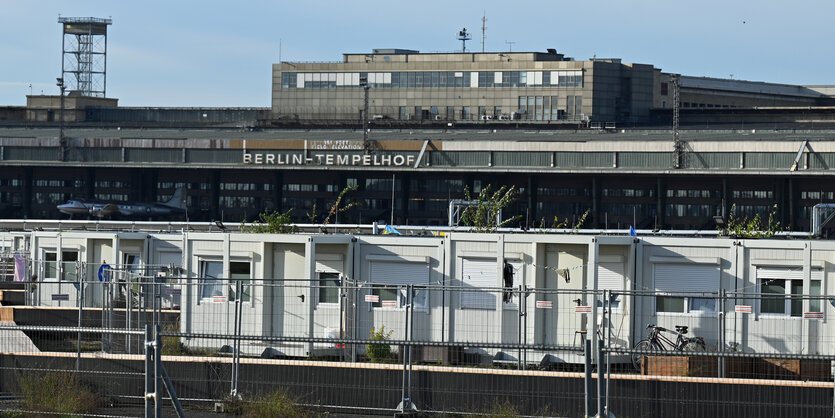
[{"x1": 243, "y1": 152, "x2": 417, "y2": 167}]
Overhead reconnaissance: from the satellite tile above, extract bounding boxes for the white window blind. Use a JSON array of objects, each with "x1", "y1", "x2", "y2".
[
  {"x1": 370, "y1": 261, "x2": 428, "y2": 286},
  {"x1": 654, "y1": 263, "x2": 719, "y2": 292},
  {"x1": 598, "y1": 262, "x2": 624, "y2": 292},
  {"x1": 316, "y1": 258, "x2": 342, "y2": 273},
  {"x1": 461, "y1": 258, "x2": 497, "y2": 309},
  {"x1": 757, "y1": 267, "x2": 822, "y2": 281}
]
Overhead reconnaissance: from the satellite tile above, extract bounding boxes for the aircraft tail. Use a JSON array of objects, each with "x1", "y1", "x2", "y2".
[{"x1": 165, "y1": 187, "x2": 188, "y2": 209}]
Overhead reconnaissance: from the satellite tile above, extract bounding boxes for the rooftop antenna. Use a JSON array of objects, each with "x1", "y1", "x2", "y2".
[
  {"x1": 457, "y1": 28, "x2": 471, "y2": 53},
  {"x1": 505, "y1": 40, "x2": 515, "y2": 52},
  {"x1": 481, "y1": 13, "x2": 487, "y2": 53}
]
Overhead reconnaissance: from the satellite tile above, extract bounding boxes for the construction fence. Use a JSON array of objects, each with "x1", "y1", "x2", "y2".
[{"x1": 0, "y1": 273, "x2": 834, "y2": 417}]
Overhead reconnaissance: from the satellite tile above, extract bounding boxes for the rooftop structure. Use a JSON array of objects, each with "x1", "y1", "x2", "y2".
[{"x1": 58, "y1": 16, "x2": 112, "y2": 97}]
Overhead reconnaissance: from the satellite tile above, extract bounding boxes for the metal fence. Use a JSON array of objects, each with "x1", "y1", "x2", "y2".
[{"x1": 1, "y1": 276, "x2": 834, "y2": 417}]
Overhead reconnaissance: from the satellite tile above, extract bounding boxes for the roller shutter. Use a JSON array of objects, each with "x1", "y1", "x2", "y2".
[
  {"x1": 654, "y1": 263, "x2": 719, "y2": 292},
  {"x1": 461, "y1": 258, "x2": 497, "y2": 310}
]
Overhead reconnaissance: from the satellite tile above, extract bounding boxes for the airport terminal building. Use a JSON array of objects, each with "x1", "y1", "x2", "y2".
[{"x1": 2, "y1": 126, "x2": 835, "y2": 233}]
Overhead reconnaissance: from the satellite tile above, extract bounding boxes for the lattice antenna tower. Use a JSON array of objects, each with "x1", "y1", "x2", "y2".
[
  {"x1": 481, "y1": 13, "x2": 487, "y2": 53},
  {"x1": 457, "y1": 28, "x2": 471, "y2": 53},
  {"x1": 672, "y1": 74, "x2": 684, "y2": 168},
  {"x1": 58, "y1": 16, "x2": 112, "y2": 97}
]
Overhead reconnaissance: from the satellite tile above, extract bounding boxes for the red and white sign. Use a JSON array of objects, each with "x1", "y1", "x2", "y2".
[
  {"x1": 212, "y1": 296, "x2": 227, "y2": 303},
  {"x1": 804, "y1": 312, "x2": 824, "y2": 320},
  {"x1": 381, "y1": 300, "x2": 397, "y2": 308},
  {"x1": 166, "y1": 288, "x2": 181, "y2": 296},
  {"x1": 364, "y1": 294, "x2": 380, "y2": 303},
  {"x1": 536, "y1": 301, "x2": 553, "y2": 309},
  {"x1": 575, "y1": 305, "x2": 592, "y2": 314},
  {"x1": 734, "y1": 305, "x2": 753, "y2": 314}
]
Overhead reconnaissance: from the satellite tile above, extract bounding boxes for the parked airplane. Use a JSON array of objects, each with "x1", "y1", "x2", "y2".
[{"x1": 57, "y1": 188, "x2": 187, "y2": 218}]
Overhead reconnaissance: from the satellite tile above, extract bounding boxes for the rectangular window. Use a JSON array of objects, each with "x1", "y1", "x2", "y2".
[
  {"x1": 371, "y1": 285, "x2": 399, "y2": 308},
  {"x1": 200, "y1": 260, "x2": 224, "y2": 300},
  {"x1": 318, "y1": 272, "x2": 341, "y2": 305},
  {"x1": 654, "y1": 262, "x2": 719, "y2": 314},
  {"x1": 758, "y1": 267, "x2": 822, "y2": 317},
  {"x1": 44, "y1": 250, "x2": 79, "y2": 281},
  {"x1": 369, "y1": 259, "x2": 429, "y2": 310},
  {"x1": 229, "y1": 261, "x2": 251, "y2": 302}
]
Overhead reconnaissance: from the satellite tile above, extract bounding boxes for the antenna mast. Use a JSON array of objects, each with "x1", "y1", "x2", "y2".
[
  {"x1": 457, "y1": 28, "x2": 471, "y2": 53},
  {"x1": 481, "y1": 13, "x2": 487, "y2": 53}
]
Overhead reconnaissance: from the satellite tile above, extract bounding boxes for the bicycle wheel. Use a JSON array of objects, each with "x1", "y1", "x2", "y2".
[
  {"x1": 632, "y1": 340, "x2": 655, "y2": 372},
  {"x1": 682, "y1": 339, "x2": 707, "y2": 352}
]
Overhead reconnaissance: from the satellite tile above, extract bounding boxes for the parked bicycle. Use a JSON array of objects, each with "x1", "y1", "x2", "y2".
[{"x1": 631, "y1": 324, "x2": 707, "y2": 371}]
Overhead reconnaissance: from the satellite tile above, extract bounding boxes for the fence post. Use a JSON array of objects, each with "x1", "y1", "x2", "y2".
[
  {"x1": 597, "y1": 337, "x2": 605, "y2": 418},
  {"x1": 76, "y1": 261, "x2": 83, "y2": 372},
  {"x1": 127, "y1": 273, "x2": 133, "y2": 354},
  {"x1": 398, "y1": 284, "x2": 417, "y2": 414},
  {"x1": 352, "y1": 284, "x2": 358, "y2": 362},
  {"x1": 604, "y1": 288, "x2": 611, "y2": 417},
  {"x1": 584, "y1": 338, "x2": 592, "y2": 418},
  {"x1": 154, "y1": 324, "x2": 162, "y2": 418},
  {"x1": 144, "y1": 324, "x2": 153, "y2": 418},
  {"x1": 718, "y1": 289, "x2": 726, "y2": 378},
  {"x1": 522, "y1": 284, "x2": 528, "y2": 370},
  {"x1": 231, "y1": 279, "x2": 242, "y2": 397}
]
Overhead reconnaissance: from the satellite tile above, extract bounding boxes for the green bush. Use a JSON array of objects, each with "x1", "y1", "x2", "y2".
[
  {"x1": 16, "y1": 370, "x2": 99, "y2": 415},
  {"x1": 366, "y1": 325, "x2": 395, "y2": 362},
  {"x1": 226, "y1": 389, "x2": 311, "y2": 418}
]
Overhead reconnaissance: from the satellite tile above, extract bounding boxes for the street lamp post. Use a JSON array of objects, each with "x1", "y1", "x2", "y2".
[{"x1": 56, "y1": 77, "x2": 66, "y2": 161}]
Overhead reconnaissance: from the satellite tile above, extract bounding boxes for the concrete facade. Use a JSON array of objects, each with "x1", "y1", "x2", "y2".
[{"x1": 272, "y1": 51, "x2": 656, "y2": 124}]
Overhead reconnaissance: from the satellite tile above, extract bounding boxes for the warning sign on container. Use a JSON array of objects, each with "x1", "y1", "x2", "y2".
[{"x1": 734, "y1": 305, "x2": 752, "y2": 314}]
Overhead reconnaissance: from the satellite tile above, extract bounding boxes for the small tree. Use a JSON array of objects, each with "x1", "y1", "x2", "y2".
[
  {"x1": 242, "y1": 209, "x2": 298, "y2": 234},
  {"x1": 321, "y1": 184, "x2": 360, "y2": 228},
  {"x1": 366, "y1": 325, "x2": 395, "y2": 362},
  {"x1": 459, "y1": 184, "x2": 522, "y2": 233},
  {"x1": 722, "y1": 204, "x2": 782, "y2": 238}
]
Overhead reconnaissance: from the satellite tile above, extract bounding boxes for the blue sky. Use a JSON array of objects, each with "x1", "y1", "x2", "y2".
[{"x1": 1, "y1": 0, "x2": 833, "y2": 107}]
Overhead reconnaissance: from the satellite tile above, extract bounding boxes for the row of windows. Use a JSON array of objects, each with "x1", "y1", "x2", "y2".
[
  {"x1": 603, "y1": 188, "x2": 655, "y2": 198},
  {"x1": 801, "y1": 191, "x2": 835, "y2": 200},
  {"x1": 657, "y1": 279, "x2": 822, "y2": 317},
  {"x1": 283, "y1": 183, "x2": 340, "y2": 192},
  {"x1": 95, "y1": 180, "x2": 129, "y2": 188},
  {"x1": 281, "y1": 70, "x2": 584, "y2": 89},
  {"x1": 34, "y1": 179, "x2": 83, "y2": 188},
  {"x1": 218, "y1": 196, "x2": 256, "y2": 208},
  {"x1": 732, "y1": 190, "x2": 773, "y2": 199},
  {"x1": 666, "y1": 204, "x2": 717, "y2": 218},
  {"x1": 537, "y1": 187, "x2": 590, "y2": 197},
  {"x1": 666, "y1": 189, "x2": 720, "y2": 199},
  {"x1": 513, "y1": 95, "x2": 584, "y2": 120}
]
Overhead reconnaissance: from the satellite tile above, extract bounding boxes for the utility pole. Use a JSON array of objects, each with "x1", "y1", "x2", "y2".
[{"x1": 56, "y1": 77, "x2": 66, "y2": 162}]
